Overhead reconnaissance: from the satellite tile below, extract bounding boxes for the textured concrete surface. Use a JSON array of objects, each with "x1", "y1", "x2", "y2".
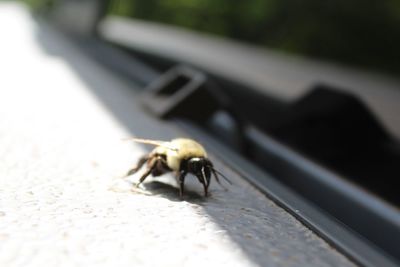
[{"x1": 0, "y1": 3, "x2": 357, "y2": 267}]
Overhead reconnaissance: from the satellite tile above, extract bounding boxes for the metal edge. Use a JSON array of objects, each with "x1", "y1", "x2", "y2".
[{"x1": 176, "y1": 119, "x2": 400, "y2": 267}]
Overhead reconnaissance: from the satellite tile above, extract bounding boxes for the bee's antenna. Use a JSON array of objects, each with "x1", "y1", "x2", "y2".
[
  {"x1": 122, "y1": 137, "x2": 178, "y2": 151},
  {"x1": 212, "y1": 168, "x2": 233, "y2": 185}
]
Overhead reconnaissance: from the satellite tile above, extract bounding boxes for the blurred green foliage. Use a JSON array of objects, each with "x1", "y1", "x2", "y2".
[
  {"x1": 19, "y1": 0, "x2": 400, "y2": 73},
  {"x1": 21, "y1": 0, "x2": 54, "y2": 11},
  {"x1": 108, "y1": 0, "x2": 400, "y2": 73}
]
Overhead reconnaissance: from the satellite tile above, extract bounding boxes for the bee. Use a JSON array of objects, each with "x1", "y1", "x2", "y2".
[{"x1": 125, "y1": 138, "x2": 231, "y2": 197}]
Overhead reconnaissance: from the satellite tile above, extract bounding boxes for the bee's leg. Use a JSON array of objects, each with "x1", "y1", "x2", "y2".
[
  {"x1": 204, "y1": 181, "x2": 209, "y2": 197},
  {"x1": 150, "y1": 157, "x2": 170, "y2": 177},
  {"x1": 126, "y1": 155, "x2": 149, "y2": 176},
  {"x1": 177, "y1": 171, "x2": 187, "y2": 198},
  {"x1": 136, "y1": 159, "x2": 157, "y2": 187},
  {"x1": 196, "y1": 174, "x2": 209, "y2": 197}
]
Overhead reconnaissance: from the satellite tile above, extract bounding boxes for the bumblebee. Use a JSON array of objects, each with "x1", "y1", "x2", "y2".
[{"x1": 125, "y1": 138, "x2": 231, "y2": 197}]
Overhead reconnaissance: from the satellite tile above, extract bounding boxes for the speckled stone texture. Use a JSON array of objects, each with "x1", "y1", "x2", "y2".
[{"x1": 0, "y1": 3, "x2": 357, "y2": 267}]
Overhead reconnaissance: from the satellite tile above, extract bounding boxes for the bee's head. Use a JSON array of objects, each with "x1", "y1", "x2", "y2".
[
  {"x1": 182, "y1": 157, "x2": 231, "y2": 197},
  {"x1": 186, "y1": 158, "x2": 212, "y2": 189}
]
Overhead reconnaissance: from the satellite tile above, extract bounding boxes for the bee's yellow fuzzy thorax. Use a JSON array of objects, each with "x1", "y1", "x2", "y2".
[{"x1": 166, "y1": 138, "x2": 207, "y2": 171}]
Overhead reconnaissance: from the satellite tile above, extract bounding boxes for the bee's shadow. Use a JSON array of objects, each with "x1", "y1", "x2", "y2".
[{"x1": 136, "y1": 181, "x2": 207, "y2": 203}]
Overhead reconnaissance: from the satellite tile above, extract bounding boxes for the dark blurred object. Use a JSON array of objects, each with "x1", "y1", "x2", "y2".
[
  {"x1": 269, "y1": 86, "x2": 400, "y2": 204},
  {"x1": 141, "y1": 65, "x2": 222, "y2": 122},
  {"x1": 141, "y1": 65, "x2": 246, "y2": 151}
]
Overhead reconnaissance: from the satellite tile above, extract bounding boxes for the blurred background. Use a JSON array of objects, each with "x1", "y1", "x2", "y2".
[{"x1": 22, "y1": 0, "x2": 400, "y2": 75}]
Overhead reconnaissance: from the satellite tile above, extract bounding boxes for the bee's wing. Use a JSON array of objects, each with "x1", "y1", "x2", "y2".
[
  {"x1": 123, "y1": 137, "x2": 167, "y2": 146},
  {"x1": 123, "y1": 138, "x2": 178, "y2": 151}
]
